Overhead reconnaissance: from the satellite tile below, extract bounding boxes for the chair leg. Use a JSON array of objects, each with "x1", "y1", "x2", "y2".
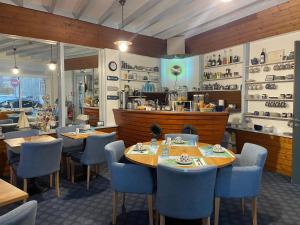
[
  {"x1": 252, "y1": 197, "x2": 257, "y2": 225},
  {"x1": 87, "y1": 165, "x2": 90, "y2": 190},
  {"x1": 23, "y1": 179, "x2": 27, "y2": 203},
  {"x1": 66, "y1": 157, "x2": 70, "y2": 179},
  {"x1": 9, "y1": 166, "x2": 13, "y2": 184},
  {"x1": 55, "y1": 171, "x2": 60, "y2": 197},
  {"x1": 50, "y1": 174, "x2": 53, "y2": 188},
  {"x1": 112, "y1": 191, "x2": 118, "y2": 225},
  {"x1": 71, "y1": 160, "x2": 75, "y2": 184},
  {"x1": 147, "y1": 194, "x2": 154, "y2": 225},
  {"x1": 214, "y1": 197, "x2": 220, "y2": 225},
  {"x1": 159, "y1": 215, "x2": 165, "y2": 225},
  {"x1": 202, "y1": 217, "x2": 210, "y2": 225},
  {"x1": 241, "y1": 198, "x2": 245, "y2": 215},
  {"x1": 155, "y1": 210, "x2": 159, "y2": 225}
]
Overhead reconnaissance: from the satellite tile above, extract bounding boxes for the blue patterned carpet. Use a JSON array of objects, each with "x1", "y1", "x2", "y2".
[{"x1": 1, "y1": 165, "x2": 299, "y2": 225}]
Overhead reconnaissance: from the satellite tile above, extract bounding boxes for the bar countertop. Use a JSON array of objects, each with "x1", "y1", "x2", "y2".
[{"x1": 114, "y1": 109, "x2": 229, "y2": 116}]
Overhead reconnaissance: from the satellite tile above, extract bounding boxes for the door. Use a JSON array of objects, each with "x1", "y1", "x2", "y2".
[{"x1": 292, "y1": 41, "x2": 300, "y2": 184}]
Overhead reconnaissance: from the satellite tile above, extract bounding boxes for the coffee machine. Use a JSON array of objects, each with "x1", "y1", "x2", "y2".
[{"x1": 119, "y1": 90, "x2": 128, "y2": 109}]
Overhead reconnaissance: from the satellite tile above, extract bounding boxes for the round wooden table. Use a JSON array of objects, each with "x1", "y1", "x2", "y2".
[{"x1": 125, "y1": 141, "x2": 236, "y2": 168}]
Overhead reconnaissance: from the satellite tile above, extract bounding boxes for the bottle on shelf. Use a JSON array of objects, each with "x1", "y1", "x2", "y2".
[
  {"x1": 228, "y1": 49, "x2": 233, "y2": 64},
  {"x1": 211, "y1": 54, "x2": 216, "y2": 66},
  {"x1": 223, "y1": 50, "x2": 227, "y2": 65},
  {"x1": 217, "y1": 54, "x2": 222, "y2": 65},
  {"x1": 260, "y1": 48, "x2": 266, "y2": 64}
]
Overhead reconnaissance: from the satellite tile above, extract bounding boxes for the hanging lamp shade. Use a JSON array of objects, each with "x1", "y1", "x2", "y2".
[
  {"x1": 47, "y1": 45, "x2": 57, "y2": 70},
  {"x1": 114, "y1": 0, "x2": 132, "y2": 52},
  {"x1": 11, "y1": 47, "x2": 20, "y2": 75}
]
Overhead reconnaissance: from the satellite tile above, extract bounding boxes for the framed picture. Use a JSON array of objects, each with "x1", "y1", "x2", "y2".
[
  {"x1": 265, "y1": 75, "x2": 275, "y2": 81},
  {"x1": 267, "y1": 49, "x2": 284, "y2": 63}
]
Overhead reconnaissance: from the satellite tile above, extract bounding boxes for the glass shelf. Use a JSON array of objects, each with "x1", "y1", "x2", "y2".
[
  {"x1": 246, "y1": 59, "x2": 294, "y2": 68},
  {"x1": 204, "y1": 61, "x2": 243, "y2": 69},
  {"x1": 245, "y1": 99, "x2": 294, "y2": 102},
  {"x1": 244, "y1": 114, "x2": 291, "y2": 121},
  {"x1": 121, "y1": 68, "x2": 159, "y2": 73},
  {"x1": 246, "y1": 79, "x2": 294, "y2": 85},
  {"x1": 203, "y1": 76, "x2": 242, "y2": 82}
]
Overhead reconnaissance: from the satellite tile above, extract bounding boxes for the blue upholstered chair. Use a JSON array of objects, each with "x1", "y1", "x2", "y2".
[
  {"x1": 4, "y1": 129, "x2": 40, "y2": 184},
  {"x1": 0, "y1": 119, "x2": 13, "y2": 124},
  {"x1": 164, "y1": 133, "x2": 199, "y2": 144},
  {"x1": 0, "y1": 200, "x2": 37, "y2": 225},
  {"x1": 214, "y1": 143, "x2": 268, "y2": 225},
  {"x1": 56, "y1": 126, "x2": 83, "y2": 178},
  {"x1": 70, "y1": 132, "x2": 116, "y2": 190},
  {"x1": 156, "y1": 164, "x2": 217, "y2": 225},
  {"x1": 105, "y1": 140, "x2": 154, "y2": 225},
  {"x1": 13, "y1": 139, "x2": 63, "y2": 196}
]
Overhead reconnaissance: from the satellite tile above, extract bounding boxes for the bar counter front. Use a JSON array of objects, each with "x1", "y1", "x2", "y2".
[{"x1": 113, "y1": 109, "x2": 229, "y2": 147}]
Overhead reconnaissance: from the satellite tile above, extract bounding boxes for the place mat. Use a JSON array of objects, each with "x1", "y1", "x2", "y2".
[
  {"x1": 199, "y1": 145, "x2": 235, "y2": 158},
  {"x1": 162, "y1": 140, "x2": 196, "y2": 147},
  {"x1": 158, "y1": 156, "x2": 207, "y2": 168},
  {"x1": 127, "y1": 145, "x2": 158, "y2": 155}
]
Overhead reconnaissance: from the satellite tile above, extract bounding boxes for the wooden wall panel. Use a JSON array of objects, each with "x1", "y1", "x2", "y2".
[
  {"x1": 186, "y1": 0, "x2": 300, "y2": 54},
  {"x1": 0, "y1": 3, "x2": 166, "y2": 58},
  {"x1": 64, "y1": 55, "x2": 98, "y2": 71},
  {"x1": 235, "y1": 130, "x2": 292, "y2": 176}
]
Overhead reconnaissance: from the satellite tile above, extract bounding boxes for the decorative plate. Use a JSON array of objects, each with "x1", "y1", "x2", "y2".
[{"x1": 176, "y1": 158, "x2": 193, "y2": 165}]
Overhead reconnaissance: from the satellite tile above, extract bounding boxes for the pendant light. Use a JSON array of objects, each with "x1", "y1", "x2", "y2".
[
  {"x1": 47, "y1": 45, "x2": 57, "y2": 71},
  {"x1": 11, "y1": 47, "x2": 20, "y2": 75},
  {"x1": 114, "y1": 0, "x2": 132, "y2": 52}
]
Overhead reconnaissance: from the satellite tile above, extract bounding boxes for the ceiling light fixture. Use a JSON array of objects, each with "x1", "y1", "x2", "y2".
[
  {"x1": 47, "y1": 45, "x2": 57, "y2": 71},
  {"x1": 221, "y1": 0, "x2": 232, "y2": 2},
  {"x1": 11, "y1": 47, "x2": 20, "y2": 75},
  {"x1": 114, "y1": 0, "x2": 132, "y2": 52}
]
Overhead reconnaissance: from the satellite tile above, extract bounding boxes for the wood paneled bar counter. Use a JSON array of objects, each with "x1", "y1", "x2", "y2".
[{"x1": 113, "y1": 109, "x2": 229, "y2": 147}]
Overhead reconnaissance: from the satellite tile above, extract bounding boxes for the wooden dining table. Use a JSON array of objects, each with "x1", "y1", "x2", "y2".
[
  {"x1": 125, "y1": 141, "x2": 236, "y2": 168},
  {"x1": 0, "y1": 179, "x2": 28, "y2": 207},
  {"x1": 3, "y1": 134, "x2": 57, "y2": 153},
  {"x1": 61, "y1": 130, "x2": 108, "y2": 140}
]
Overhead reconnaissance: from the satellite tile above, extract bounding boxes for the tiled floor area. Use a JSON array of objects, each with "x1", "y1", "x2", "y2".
[{"x1": 1, "y1": 165, "x2": 299, "y2": 225}]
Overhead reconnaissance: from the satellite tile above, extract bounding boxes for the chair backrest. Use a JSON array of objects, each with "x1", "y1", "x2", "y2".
[
  {"x1": 56, "y1": 125, "x2": 83, "y2": 148},
  {"x1": 182, "y1": 125, "x2": 197, "y2": 134},
  {"x1": 156, "y1": 164, "x2": 217, "y2": 220},
  {"x1": 164, "y1": 133, "x2": 199, "y2": 143},
  {"x1": 150, "y1": 123, "x2": 162, "y2": 139},
  {"x1": 17, "y1": 139, "x2": 63, "y2": 178},
  {"x1": 0, "y1": 119, "x2": 13, "y2": 125},
  {"x1": 239, "y1": 143, "x2": 267, "y2": 167},
  {"x1": 81, "y1": 132, "x2": 116, "y2": 165},
  {"x1": 104, "y1": 140, "x2": 125, "y2": 171},
  {"x1": 4, "y1": 129, "x2": 39, "y2": 139},
  {"x1": 0, "y1": 200, "x2": 37, "y2": 225}
]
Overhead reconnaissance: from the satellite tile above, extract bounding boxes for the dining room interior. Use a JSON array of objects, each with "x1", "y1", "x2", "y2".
[{"x1": 0, "y1": 0, "x2": 299, "y2": 225}]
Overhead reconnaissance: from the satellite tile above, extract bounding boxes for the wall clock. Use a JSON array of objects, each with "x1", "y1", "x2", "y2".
[{"x1": 108, "y1": 61, "x2": 117, "y2": 71}]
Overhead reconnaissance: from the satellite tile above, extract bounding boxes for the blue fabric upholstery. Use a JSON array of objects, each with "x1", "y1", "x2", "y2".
[
  {"x1": 71, "y1": 132, "x2": 116, "y2": 165},
  {"x1": 156, "y1": 164, "x2": 217, "y2": 219},
  {"x1": 56, "y1": 126, "x2": 83, "y2": 156},
  {"x1": 4, "y1": 129, "x2": 40, "y2": 165},
  {"x1": 0, "y1": 119, "x2": 13, "y2": 124},
  {"x1": 215, "y1": 143, "x2": 267, "y2": 198},
  {"x1": 104, "y1": 140, "x2": 153, "y2": 194},
  {"x1": 16, "y1": 139, "x2": 63, "y2": 179},
  {"x1": 0, "y1": 200, "x2": 37, "y2": 225},
  {"x1": 164, "y1": 133, "x2": 199, "y2": 143}
]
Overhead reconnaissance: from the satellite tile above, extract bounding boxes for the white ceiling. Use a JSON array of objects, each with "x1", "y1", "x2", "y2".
[
  {"x1": 0, "y1": 35, "x2": 97, "y2": 62},
  {"x1": 1, "y1": 0, "x2": 288, "y2": 39}
]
